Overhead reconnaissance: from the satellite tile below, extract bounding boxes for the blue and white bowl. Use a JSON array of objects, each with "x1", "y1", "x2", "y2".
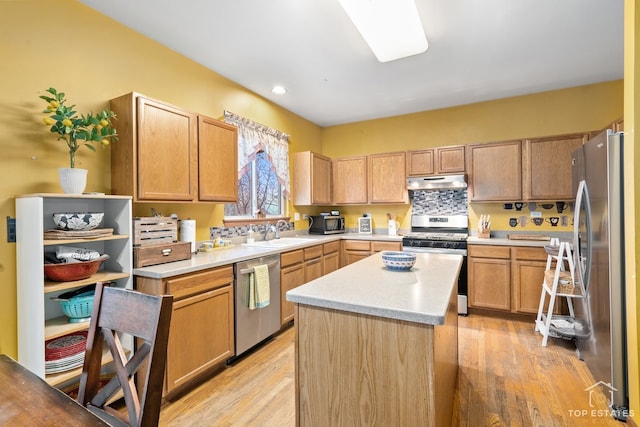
[
  {"x1": 53, "y1": 212, "x2": 104, "y2": 231},
  {"x1": 381, "y1": 251, "x2": 416, "y2": 271}
]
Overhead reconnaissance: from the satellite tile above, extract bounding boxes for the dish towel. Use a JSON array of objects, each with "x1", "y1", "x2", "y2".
[{"x1": 249, "y1": 264, "x2": 270, "y2": 310}]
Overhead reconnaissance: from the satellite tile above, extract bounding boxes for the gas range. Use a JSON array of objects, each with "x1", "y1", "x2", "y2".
[
  {"x1": 402, "y1": 214, "x2": 469, "y2": 255},
  {"x1": 402, "y1": 214, "x2": 470, "y2": 315}
]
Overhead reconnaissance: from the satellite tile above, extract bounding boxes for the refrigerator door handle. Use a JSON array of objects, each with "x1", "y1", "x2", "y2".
[{"x1": 573, "y1": 180, "x2": 592, "y2": 292}]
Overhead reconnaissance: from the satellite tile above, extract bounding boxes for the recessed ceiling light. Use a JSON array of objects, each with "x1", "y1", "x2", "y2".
[
  {"x1": 338, "y1": 0, "x2": 428, "y2": 63},
  {"x1": 272, "y1": 86, "x2": 287, "y2": 95}
]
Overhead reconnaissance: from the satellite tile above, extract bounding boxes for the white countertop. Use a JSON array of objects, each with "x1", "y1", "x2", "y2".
[
  {"x1": 286, "y1": 251, "x2": 462, "y2": 326},
  {"x1": 133, "y1": 233, "x2": 403, "y2": 279}
]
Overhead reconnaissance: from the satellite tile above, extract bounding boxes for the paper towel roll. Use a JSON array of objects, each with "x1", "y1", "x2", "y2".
[{"x1": 180, "y1": 219, "x2": 196, "y2": 253}]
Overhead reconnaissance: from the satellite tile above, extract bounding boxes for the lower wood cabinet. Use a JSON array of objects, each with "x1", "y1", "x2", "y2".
[
  {"x1": 469, "y1": 244, "x2": 562, "y2": 315},
  {"x1": 468, "y1": 245, "x2": 511, "y2": 311},
  {"x1": 304, "y1": 245, "x2": 323, "y2": 282},
  {"x1": 342, "y1": 240, "x2": 402, "y2": 266},
  {"x1": 135, "y1": 265, "x2": 234, "y2": 396},
  {"x1": 322, "y1": 241, "x2": 341, "y2": 275},
  {"x1": 512, "y1": 246, "x2": 563, "y2": 315},
  {"x1": 280, "y1": 249, "x2": 306, "y2": 325}
]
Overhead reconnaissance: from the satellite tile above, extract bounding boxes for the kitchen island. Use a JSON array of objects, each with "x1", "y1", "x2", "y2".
[{"x1": 286, "y1": 251, "x2": 462, "y2": 427}]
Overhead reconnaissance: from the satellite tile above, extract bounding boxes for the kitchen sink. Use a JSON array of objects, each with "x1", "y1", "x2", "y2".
[{"x1": 242, "y1": 237, "x2": 316, "y2": 248}]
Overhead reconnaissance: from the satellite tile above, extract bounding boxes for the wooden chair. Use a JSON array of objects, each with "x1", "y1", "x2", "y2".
[{"x1": 77, "y1": 282, "x2": 173, "y2": 427}]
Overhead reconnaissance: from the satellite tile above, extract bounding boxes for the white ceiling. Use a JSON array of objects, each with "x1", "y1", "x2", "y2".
[{"x1": 78, "y1": 0, "x2": 624, "y2": 127}]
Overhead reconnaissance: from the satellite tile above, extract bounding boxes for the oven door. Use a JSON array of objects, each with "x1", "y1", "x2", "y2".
[{"x1": 402, "y1": 246, "x2": 468, "y2": 315}]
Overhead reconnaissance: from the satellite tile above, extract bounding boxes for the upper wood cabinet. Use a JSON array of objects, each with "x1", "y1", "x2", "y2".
[
  {"x1": 407, "y1": 145, "x2": 466, "y2": 176},
  {"x1": 467, "y1": 140, "x2": 522, "y2": 202},
  {"x1": 110, "y1": 93, "x2": 237, "y2": 202},
  {"x1": 332, "y1": 155, "x2": 368, "y2": 204},
  {"x1": 198, "y1": 115, "x2": 238, "y2": 202},
  {"x1": 368, "y1": 151, "x2": 407, "y2": 204},
  {"x1": 292, "y1": 151, "x2": 332, "y2": 205},
  {"x1": 522, "y1": 133, "x2": 587, "y2": 201}
]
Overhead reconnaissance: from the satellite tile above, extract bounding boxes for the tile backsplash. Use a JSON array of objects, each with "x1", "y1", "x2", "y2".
[{"x1": 410, "y1": 189, "x2": 469, "y2": 215}]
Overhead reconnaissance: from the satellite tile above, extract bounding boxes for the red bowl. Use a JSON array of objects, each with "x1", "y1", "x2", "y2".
[{"x1": 44, "y1": 256, "x2": 109, "y2": 282}]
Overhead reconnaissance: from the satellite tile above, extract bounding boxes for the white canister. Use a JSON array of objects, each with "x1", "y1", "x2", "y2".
[
  {"x1": 180, "y1": 219, "x2": 197, "y2": 253},
  {"x1": 388, "y1": 220, "x2": 400, "y2": 236}
]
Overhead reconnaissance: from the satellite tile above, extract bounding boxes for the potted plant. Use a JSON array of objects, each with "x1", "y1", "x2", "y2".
[{"x1": 40, "y1": 87, "x2": 118, "y2": 194}]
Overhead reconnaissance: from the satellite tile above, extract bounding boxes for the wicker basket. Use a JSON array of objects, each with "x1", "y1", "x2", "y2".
[{"x1": 545, "y1": 269, "x2": 581, "y2": 295}]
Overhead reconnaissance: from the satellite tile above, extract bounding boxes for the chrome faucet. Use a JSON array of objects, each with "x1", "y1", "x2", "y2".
[
  {"x1": 263, "y1": 222, "x2": 272, "y2": 241},
  {"x1": 274, "y1": 219, "x2": 289, "y2": 239}
]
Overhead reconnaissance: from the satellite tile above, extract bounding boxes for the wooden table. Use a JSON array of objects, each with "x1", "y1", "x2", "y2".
[{"x1": 0, "y1": 354, "x2": 108, "y2": 426}]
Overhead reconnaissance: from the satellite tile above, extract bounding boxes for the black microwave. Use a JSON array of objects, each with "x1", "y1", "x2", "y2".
[{"x1": 309, "y1": 215, "x2": 345, "y2": 235}]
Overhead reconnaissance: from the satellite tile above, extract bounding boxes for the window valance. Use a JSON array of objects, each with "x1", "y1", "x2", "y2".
[{"x1": 224, "y1": 111, "x2": 290, "y2": 197}]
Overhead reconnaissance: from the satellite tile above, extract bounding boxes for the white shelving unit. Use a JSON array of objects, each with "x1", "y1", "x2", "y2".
[
  {"x1": 535, "y1": 240, "x2": 585, "y2": 346},
  {"x1": 16, "y1": 194, "x2": 132, "y2": 387}
]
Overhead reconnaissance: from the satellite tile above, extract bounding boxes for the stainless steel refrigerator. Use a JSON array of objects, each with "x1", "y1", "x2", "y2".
[{"x1": 571, "y1": 129, "x2": 628, "y2": 420}]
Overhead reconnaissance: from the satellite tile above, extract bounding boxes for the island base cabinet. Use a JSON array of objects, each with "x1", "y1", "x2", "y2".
[{"x1": 294, "y1": 302, "x2": 457, "y2": 427}]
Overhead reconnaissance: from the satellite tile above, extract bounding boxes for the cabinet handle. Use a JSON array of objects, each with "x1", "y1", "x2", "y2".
[{"x1": 161, "y1": 248, "x2": 173, "y2": 256}]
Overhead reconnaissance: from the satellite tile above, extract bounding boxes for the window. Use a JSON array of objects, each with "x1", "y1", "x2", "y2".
[
  {"x1": 225, "y1": 150, "x2": 284, "y2": 217},
  {"x1": 223, "y1": 111, "x2": 290, "y2": 220}
]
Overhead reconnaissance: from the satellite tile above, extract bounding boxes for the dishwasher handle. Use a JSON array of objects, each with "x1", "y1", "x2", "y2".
[{"x1": 238, "y1": 259, "x2": 279, "y2": 276}]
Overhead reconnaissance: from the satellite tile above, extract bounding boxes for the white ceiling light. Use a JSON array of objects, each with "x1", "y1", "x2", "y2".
[
  {"x1": 338, "y1": 0, "x2": 428, "y2": 63},
  {"x1": 272, "y1": 85, "x2": 287, "y2": 95}
]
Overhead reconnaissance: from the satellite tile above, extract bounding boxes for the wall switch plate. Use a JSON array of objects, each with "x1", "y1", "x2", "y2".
[
  {"x1": 7, "y1": 217, "x2": 16, "y2": 242},
  {"x1": 530, "y1": 211, "x2": 542, "y2": 218},
  {"x1": 294, "y1": 213, "x2": 300, "y2": 221}
]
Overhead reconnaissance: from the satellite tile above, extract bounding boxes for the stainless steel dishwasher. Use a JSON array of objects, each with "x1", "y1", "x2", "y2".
[{"x1": 230, "y1": 254, "x2": 281, "y2": 362}]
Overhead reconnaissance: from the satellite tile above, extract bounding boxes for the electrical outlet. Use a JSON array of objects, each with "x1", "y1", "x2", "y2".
[
  {"x1": 302, "y1": 214, "x2": 308, "y2": 219},
  {"x1": 7, "y1": 217, "x2": 16, "y2": 242},
  {"x1": 294, "y1": 212, "x2": 300, "y2": 221}
]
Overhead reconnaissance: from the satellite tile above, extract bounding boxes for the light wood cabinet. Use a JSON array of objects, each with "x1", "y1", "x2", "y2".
[
  {"x1": 292, "y1": 151, "x2": 332, "y2": 205},
  {"x1": 468, "y1": 245, "x2": 511, "y2": 311},
  {"x1": 135, "y1": 266, "x2": 234, "y2": 396},
  {"x1": 407, "y1": 145, "x2": 466, "y2": 176},
  {"x1": 368, "y1": 151, "x2": 408, "y2": 204},
  {"x1": 511, "y1": 247, "x2": 563, "y2": 315},
  {"x1": 322, "y1": 241, "x2": 341, "y2": 274},
  {"x1": 110, "y1": 92, "x2": 237, "y2": 203},
  {"x1": 280, "y1": 249, "x2": 306, "y2": 325},
  {"x1": 469, "y1": 244, "x2": 563, "y2": 316},
  {"x1": 467, "y1": 140, "x2": 522, "y2": 202},
  {"x1": 522, "y1": 133, "x2": 587, "y2": 201},
  {"x1": 304, "y1": 245, "x2": 323, "y2": 282},
  {"x1": 16, "y1": 194, "x2": 133, "y2": 387},
  {"x1": 332, "y1": 155, "x2": 368, "y2": 204},
  {"x1": 198, "y1": 115, "x2": 239, "y2": 202},
  {"x1": 341, "y1": 239, "x2": 402, "y2": 266},
  {"x1": 342, "y1": 240, "x2": 372, "y2": 266}
]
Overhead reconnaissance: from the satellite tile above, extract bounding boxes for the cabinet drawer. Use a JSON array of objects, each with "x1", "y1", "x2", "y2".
[
  {"x1": 343, "y1": 240, "x2": 371, "y2": 251},
  {"x1": 165, "y1": 266, "x2": 233, "y2": 300},
  {"x1": 512, "y1": 246, "x2": 547, "y2": 261},
  {"x1": 323, "y1": 240, "x2": 340, "y2": 255},
  {"x1": 304, "y1": 245, "x2": 323, "y2": 260},
  {"x1": 468, "y1": 245, "x2": 510, "y2": 259},
  {"x1": 281, "y1": 249, "x2": 304, "y2": 267},
  {"x1": 372, "y1": 241, "x2": 401, "y2": 252}
]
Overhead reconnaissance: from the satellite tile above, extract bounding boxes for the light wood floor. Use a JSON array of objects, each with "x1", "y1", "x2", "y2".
[{"x1": 159, "y1": 314, "x2": 625, "y2": 426}]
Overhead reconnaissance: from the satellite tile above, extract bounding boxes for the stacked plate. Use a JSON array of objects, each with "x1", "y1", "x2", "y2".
[{"x1": 44, "y1": 331, "x2": 87, "y2": 374}]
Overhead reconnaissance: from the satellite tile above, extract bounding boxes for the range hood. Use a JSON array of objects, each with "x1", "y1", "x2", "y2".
[{"x1": 407, "y1": 174, "x2": 467, "y2": 190}]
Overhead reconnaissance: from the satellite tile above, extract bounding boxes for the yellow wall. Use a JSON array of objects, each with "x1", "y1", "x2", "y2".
[
  {"x1": 624, "y1": 0, "x2": 639, "y2": 421},
  {"x1": 0, "y1": 0, "x2": 322, "y2": 356}
]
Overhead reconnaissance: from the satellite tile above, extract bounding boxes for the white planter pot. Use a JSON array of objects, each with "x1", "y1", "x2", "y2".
[{"x1": 58, "y1": 168, "x2": 88, "y2": 194}]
